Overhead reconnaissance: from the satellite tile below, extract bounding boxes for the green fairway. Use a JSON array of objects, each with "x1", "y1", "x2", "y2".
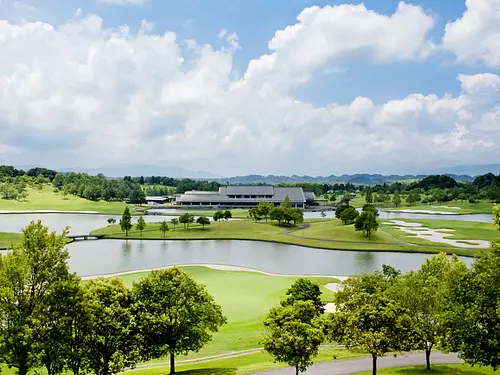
[
  {"x1": 382, "y1": 218, "x2": 497, "y2": 249},
  {"x1": 92, "y1": 218, "x2": 481, "y2": 256},
  {"x1": 0, "y1": 186, "x2": 135, "y2": 215},
  {"x1": 117, "y1": 266, "x2": 339, "y2": 360},
  {"x1": 354, "y1": 364, "x2": 495, "y2": 375},
  {"x1": 0, "y1": 232, "x2": 22, "y2": 248}
]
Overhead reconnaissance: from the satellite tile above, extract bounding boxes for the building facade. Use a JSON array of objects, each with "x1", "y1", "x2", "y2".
[{"x1": 175, "y1": 186, "x2": 311, "y2": 208}]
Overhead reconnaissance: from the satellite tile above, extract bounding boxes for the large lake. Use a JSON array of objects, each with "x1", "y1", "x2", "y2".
[{"x1": 67, "y1": 239, "x2": 474, "y2": 278}]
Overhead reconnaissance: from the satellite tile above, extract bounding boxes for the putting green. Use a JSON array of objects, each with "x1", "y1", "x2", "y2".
[{"x1": 118, "y1": 266, "x2": 339, "y2": 359}]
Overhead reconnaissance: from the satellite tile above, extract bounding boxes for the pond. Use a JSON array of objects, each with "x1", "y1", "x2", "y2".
[{"x1": 67, "y1": 239, "x2": 474, "y2": 278}]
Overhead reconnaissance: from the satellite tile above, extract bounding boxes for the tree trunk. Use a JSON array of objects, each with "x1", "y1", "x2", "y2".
[
  {"x1": 295, "y1": 364, "x2": 299, "y2": 375},
  {"x1": 425, "y1": 347, "x2": 431, "y2": 370},
  {"x1": 19, "y1": 362, "x2": 28, "y2": 375},
  {"x1": 372, "y1": 355, "x2": 377, "y2": 375},
  {"x1": 170, "y1": 351, "x2": 175, "y2": 375}
]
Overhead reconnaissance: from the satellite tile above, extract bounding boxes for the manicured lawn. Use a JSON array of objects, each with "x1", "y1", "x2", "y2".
[
  {"x1": 382, "y1": 219, "x2": 498, "y2": 248},
  {"x1": 0, "y1": 186, "x2": 136, "y2": 215},
  {"x1": 116, "y1": 266, "x2": 338, "y2": 359},
  {"x1": 353, "y1": 364, "x2": 495, "y2": 375},
  {"x1": 0, "y1": 232, "x2": 22, "y2": 248},
  {"x1": 91, "y1": 219, "x2": 479, "y2": 256}
]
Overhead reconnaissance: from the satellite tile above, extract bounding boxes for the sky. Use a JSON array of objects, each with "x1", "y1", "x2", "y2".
[{"x1": 0, "y1": 0, "x2": 499, "y2": 177}]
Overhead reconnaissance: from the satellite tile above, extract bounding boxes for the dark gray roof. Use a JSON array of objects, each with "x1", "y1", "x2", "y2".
[
  {"x1": 226, "y1": 186, "x2": 274, "y2": 195},
  {"x1": 304, "y1": 192, "x2": 316, "y2": 200}
]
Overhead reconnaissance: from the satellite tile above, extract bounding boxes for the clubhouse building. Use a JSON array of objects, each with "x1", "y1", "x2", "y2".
[{"x1": 175, "y1": 185, "x2": 315, "y2": 208}]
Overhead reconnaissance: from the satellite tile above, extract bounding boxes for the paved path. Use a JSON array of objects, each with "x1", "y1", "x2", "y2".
[{"x1": 253, "y1": 352, "x2": 461, "y2": 375}]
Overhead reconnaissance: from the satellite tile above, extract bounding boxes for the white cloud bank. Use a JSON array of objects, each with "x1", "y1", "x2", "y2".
[
  {"x1": 0, "y1": 2, "x2": 498, "y2": 175},
  {"x1": 97, "y1": 0, "x2": 148, "y2": 6}
]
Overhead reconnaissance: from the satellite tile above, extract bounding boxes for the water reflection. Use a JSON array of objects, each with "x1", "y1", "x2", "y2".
[{"x1": 66, "y1": 239, "x2": 473, "y2": 277}]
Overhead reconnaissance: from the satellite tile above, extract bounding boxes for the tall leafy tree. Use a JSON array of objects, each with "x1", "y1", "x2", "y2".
[
  {"x1": 120, "y1": 207, "x2": 133, "y2": 236},
  {"x1": 133, "y1": 268, "x2": 226, "y2": 374},
  {"x1": 257, "y1": 201, "x2": 274, "y2": 222},
  {"x1": 340, "y1": 206, "x2": 359, "y2": 225},
  {"x1": 331, "y1": 292, "x2": 414, "y2": 375},
  {"x1": 136, "y1": 215, "x2": 147, "y2": 236},
  {"x1": 281, "y1": 278, "x2": 325, "y2": 315},
  {"x1": 281, "y1": 195, "x2": 292, "y2": 209},
  {"x1": 365, "y1": 188, "x2": 373, "y2": 204},
  {"x1": 196, "y1": 216, "x2": 210, "y2": 229},
  {"x1": 170, "y1": 218, "x2": 179, "y2": 231},
  {"x1": 270, "y1": 207, "x2": 286, "y2": 226},
  {"x1": 263, "y1": 301, "x2": 324, "y2": 375},
  {"x1": 84, "y1": 278, "x2": 140, "y2": 375},
  {"x1": 0, "y1": 221, "x2": 70, "y2": 375},
  {"x1": 179, "y1": 213, "x2": 195, "y2": 229},
  {"x1": 159, "y1": 221, "x2": 169, "y2": 237},
  {"x1": 387, "y1": 253, "x2": 468, "y2": 370},
  {"x1": 223, "y1": 210, "x2": 232, "y2": 220},
  {"x1": 354, "y1": 211, "x2": 379, "y2": 238},
  {"x1": 392, "y1": 191, "x2": 401, "y2": 207}
]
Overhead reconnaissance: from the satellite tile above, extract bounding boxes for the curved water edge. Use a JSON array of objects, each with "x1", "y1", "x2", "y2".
[{"x1": 66, "y1": 239, "x2": 474, "y2": 278}]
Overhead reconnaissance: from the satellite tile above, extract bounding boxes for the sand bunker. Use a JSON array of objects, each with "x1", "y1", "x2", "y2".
[
  {"x1": 386, "y1": 220, "x2": 490, "y2": 249},
  {"x1": 432, "y1": 205, "x2": 461, "y2": 210},
  {"x1": 324, "y1": 282, "x2": 346, "y2": 313}
]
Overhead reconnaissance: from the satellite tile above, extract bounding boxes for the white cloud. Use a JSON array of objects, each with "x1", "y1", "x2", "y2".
[
  {"x1": 240, "y1": 1, "x2": 436, "y2": 92},
  {"x1": 0, "y1": 4, "x2": 498, "y2": 175},
  {"x1": 443, "y1": 0, "x2": 500, "y2": 67},
  {"x1": 97, "y1": 0, "x2": 148, "y2": 6}
]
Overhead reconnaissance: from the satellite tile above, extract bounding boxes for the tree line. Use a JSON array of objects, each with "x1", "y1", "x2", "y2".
[
  {"x1": 0, "y1": 221, "x2": 226, "y2": 375},
  {"x1": 262, "y1": 204, "x2": 500, "y2": 375}
]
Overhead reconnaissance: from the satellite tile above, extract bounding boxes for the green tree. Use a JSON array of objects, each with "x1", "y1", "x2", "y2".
[
  {"x1": 179, "y1": 213, "x2": 195, "y2": 229},
  {"x1": 289, "y1": 208, "x2": 304, "y2": 226},
  {"x1": 393, "y1": 191, "x2": 401, "y2": 207},
  {"x1": 362, "y1": 204, "x2": 379, "y2": 216},
  {"x1": 270, "y1": 207, "x2": 286, "y2": 226},
  {"x1": 331, "y1": 292, "x2": 414, "y2": 375},
  {"x1": 340, "y1": 206, "x2": 359, "y2": 225},
  {"x1": 281, "y1": 278, "x2": 325, "y2": 314},
  {"x1": 257, "y1": 201, "x2": 274, "y2": 222},
  {"x1": 494, "y1": 204, "x2": 500, "y2": 229},
  {"x1": 335, "y1": 204, "x2": 348, "y2": 220},
  {"x1": 388, "y1": 253, "x2": 468, "y2": 370},
  {"x1": 248, "y1": 208, "x2": 261, "y2": 222},
  {"x1": 120, "y1": 207, "x2": 133, "y2": 236},
  {"x1": 107, "y1": 218, "x2": 116, "y2": 225},
  {"x1": 133, "y1": 268, "x2": 226, "y2": 374},
  {"x1": 281, "y1": 195, "x2": 292, "y2": 209},
  {"x1": 223, "y1": 210, "x2": 232, "y2": 221},
  {"x1": 129, "y1": 186, "x2": 146, "y2": 204},
  {"x1": 354, "y1": 211, "x2": 379, "y2": 238},
  {"x1": 39, "y1": 273, "x2": 88, "y2": 375},
  {"x1": 343, "y1": 192, "x2": 351, "y2": 204},
  {"x1": 406, "y1": 190, "x2": 421, "y2": 206},
  {"x1": 0, "y1": 221, "x2": 70, "y2": 375},
  {"x1": 136, "y1": 215, "x2": 147, "y2": 236},
  {"x1": 365, "y1": 188, "x2": 373, "y2": 204},
  {"x1": 263, "y1": 301, "x2": 324, "y2": 375},
  {"x1": 84, "y1": 278, "x2": 140, "y2": 375},
  {"x1": 212, "y1": 211, "x2": 223, "y2": 222},
  {"x1": 196, "y1": 216, "x2": 210, "y2": 229},
  {"x1": 170, "y1": 218, "x2": 179, "y2": 231},
  {"x1": 52, "y1": 173, "x2": 65, "y2": 190},
  {"x1": 159, "y1": 221, "x2": 169, "y2": 237}
]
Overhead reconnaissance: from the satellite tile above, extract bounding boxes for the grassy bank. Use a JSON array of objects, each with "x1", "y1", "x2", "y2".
[
  {"x1": 354, "y1": 364, "x2": 495, "y2": 375},
  {"x1": 0, "y1": 186, "x2": 135, "y2": 215},
  {"x1": 350, "y1": 196, "x2": 494, "y2": 214},
  {"x1": 91, "y1": 219, "x2": 483, "y2": 256},
  {"x1": 0, "y1": 232, "x2": 22, "y2": 248}
]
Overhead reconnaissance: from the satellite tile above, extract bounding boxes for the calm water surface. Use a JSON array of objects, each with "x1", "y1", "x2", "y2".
[{"x1": 67, "y1": 239, "x2": 473, "y2": 277}]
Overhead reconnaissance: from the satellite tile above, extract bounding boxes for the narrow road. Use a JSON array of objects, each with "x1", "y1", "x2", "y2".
[{"x1": 253, "y1": 352, "x2": 461, "y2": 375}]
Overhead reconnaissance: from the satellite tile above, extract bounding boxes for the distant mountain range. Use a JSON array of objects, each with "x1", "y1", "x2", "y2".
[
  {"x1": 203, "y1": 173, "x2": 474, "y2": 185},
  {"x1": 427, "y1": 164, "x2": 500, "y2": 176}
]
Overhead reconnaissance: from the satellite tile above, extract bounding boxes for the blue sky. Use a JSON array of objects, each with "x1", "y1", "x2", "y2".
[{"x1": 0, "y1": 0, "x2": 499, "y2": 176}]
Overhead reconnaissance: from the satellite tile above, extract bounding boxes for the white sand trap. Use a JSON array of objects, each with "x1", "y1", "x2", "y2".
[
  {"x1": 432, "y1": 205, "x2": 461, "y2": 210},
  {"x1": 324, "y1": 303, "x2": 336, "y2": 313},
  {"x1": 323, "y1": 281, "x2": 346, "y2": 314},
  {"x1": 386, "y1": 220, "x2": 490, "y2": 249}
]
